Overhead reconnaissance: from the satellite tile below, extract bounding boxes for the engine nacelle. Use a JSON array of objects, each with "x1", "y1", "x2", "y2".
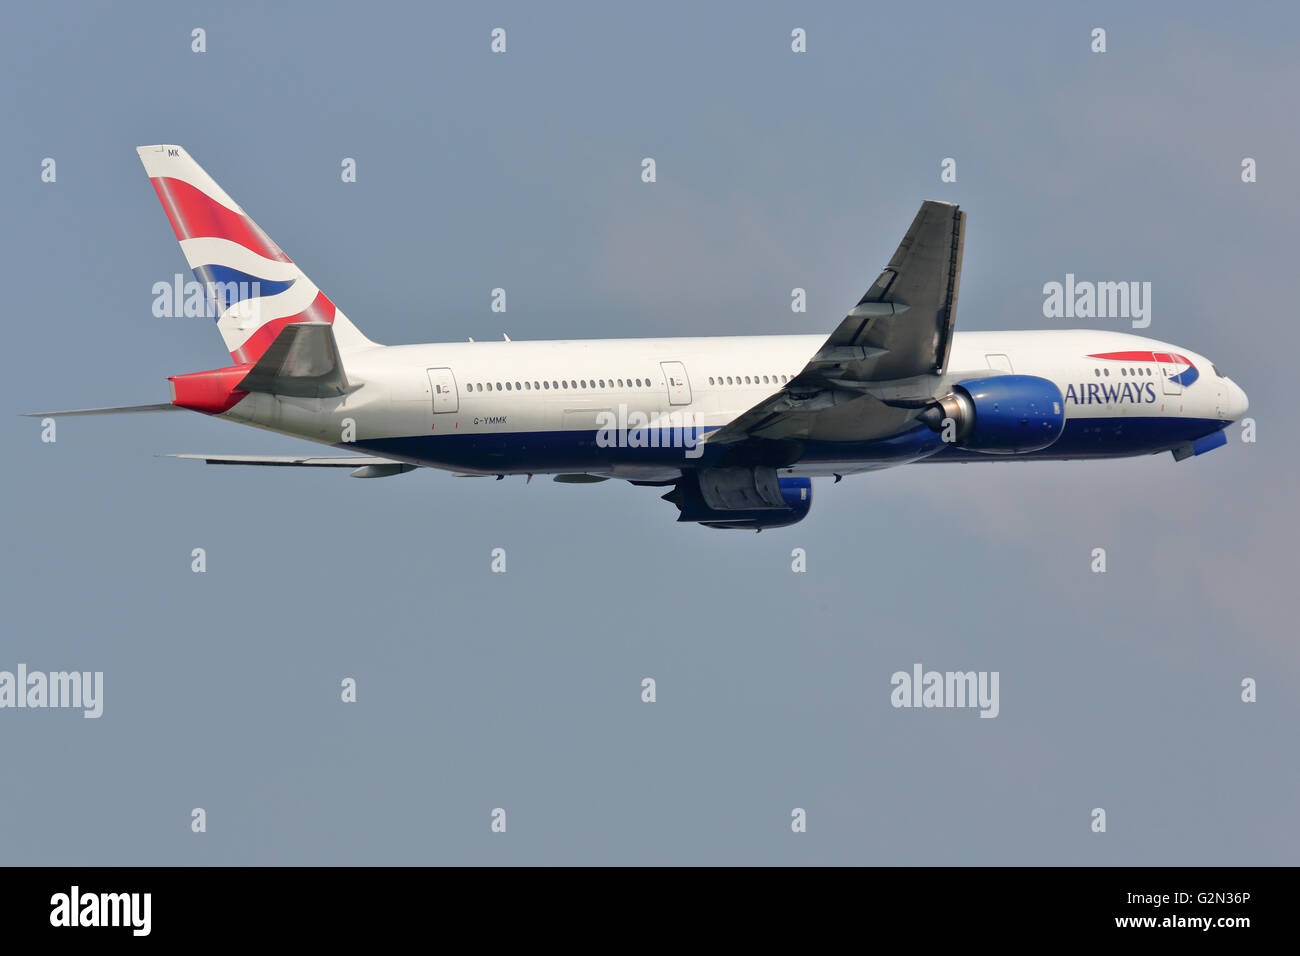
[
  {"x1": 663, "y1": 470, "x2": 812, "y2": 530},
  {"x1": 921, "y1": 375, "x2": 1064, "y2": 454}
]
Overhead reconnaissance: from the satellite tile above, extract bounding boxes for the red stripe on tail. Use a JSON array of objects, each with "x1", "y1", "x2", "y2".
[
  {"x1": 150, "y1": 177, "x2": 291, "y2": 263},
  {"x1": 229, "y1": 291, "x2": 337, "y2": 365}
]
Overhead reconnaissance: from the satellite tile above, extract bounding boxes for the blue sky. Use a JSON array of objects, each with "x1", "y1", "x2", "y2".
[{"x1": 1, "y1": 0, "x2": 1295, "y2": 864}]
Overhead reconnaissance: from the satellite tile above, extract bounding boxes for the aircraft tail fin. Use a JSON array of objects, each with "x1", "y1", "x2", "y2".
[{"x1": 136, "y1": 145, "x2": 379, "y2": 364}]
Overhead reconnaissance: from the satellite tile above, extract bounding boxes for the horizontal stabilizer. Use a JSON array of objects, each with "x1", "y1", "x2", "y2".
[
  {"x1": 235, "y1": 322, "x2": 348, "y2": 397},
  {"x1": 164, "y1": 454, "x2": 415, "y2": 478},
  {"x1": 167, "y1": 453, "x2": 402, "y2": 467},
  {"x1": 23, "y1": 403, "x2": 180, "y2": 417}
]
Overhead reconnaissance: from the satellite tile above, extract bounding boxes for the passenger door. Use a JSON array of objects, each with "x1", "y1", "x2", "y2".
[
  {"x1": 660, "y1": 361, "x2": 692, "y2": 405},
  {"x1": 1153, "y1": 353, "x2": 1182, "y2": 396},
  {"x1": 427, "y1": 367, "x2": 459, "y2": 413}
]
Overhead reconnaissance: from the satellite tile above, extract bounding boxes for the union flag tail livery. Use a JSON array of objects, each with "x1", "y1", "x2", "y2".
[
  {"x1": 25, "y1": 149, "x2": 1250, "y2": 531},
  {"x1": 136, "y1": 145, "x2": 377, "y2": 363}
]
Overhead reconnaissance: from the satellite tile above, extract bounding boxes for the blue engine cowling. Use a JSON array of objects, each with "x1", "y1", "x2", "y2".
[
  {"x1": 928, "y1": 375, "x2": 1065, "y2": 454},
  {"x1": 663, "y1": 473, "x2": 812, "y2": 530}
]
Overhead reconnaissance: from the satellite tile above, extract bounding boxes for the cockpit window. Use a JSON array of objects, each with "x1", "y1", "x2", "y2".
[{"x1": 1212, "y1": 364, "x2": 1225, "y2": 378}]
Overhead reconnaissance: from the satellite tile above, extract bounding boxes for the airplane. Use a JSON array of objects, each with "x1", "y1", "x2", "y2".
[{"x1": 27, "y1": 145, "x2": 1249, "y2": 530}]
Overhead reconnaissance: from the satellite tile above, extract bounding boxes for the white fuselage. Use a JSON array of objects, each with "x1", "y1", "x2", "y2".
[{"x1": 220, "y1": 328, "x2": 1247, "y2": 480}]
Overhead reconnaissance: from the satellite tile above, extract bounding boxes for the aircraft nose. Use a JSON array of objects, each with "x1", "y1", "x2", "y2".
[{"x1": 1226, "y1": 379, "x2": 1248, "y2": 421}]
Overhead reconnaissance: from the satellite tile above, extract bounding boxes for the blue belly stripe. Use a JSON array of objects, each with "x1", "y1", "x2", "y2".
[{"x1": 339, "y1": 417, "x2": 1231, "y2": 474}]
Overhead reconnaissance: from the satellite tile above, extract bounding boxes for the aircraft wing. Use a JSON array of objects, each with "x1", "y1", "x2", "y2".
[{"x1": 707, "y1": 200, "x2": 965, "y2": 445}]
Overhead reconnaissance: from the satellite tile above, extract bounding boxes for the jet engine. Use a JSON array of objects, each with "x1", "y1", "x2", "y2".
[
  {"x1": 663, "y1": 468, "x2": 812, "y2": 530},
  {"x1": 918, "y1": 375, "x2": 1065, "y2": 454}
]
